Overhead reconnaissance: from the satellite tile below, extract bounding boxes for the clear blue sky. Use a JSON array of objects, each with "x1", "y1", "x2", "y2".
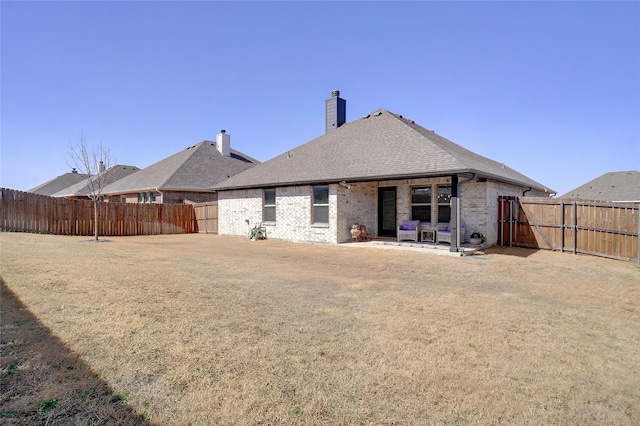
[{"x1": 2, "y1": 1, "x2": 639, "y2": 196}]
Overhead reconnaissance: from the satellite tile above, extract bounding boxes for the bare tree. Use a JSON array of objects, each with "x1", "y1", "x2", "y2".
[{"x1": 66, "y1": 132, "x2": 115, "y2": 241}]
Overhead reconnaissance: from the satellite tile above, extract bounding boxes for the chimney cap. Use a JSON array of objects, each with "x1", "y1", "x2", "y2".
[
  {"x1": 331, "y1": 90, "x2": 340, "y2": 97},
  {"x1": 220, "y1": 129, "x2": 226, "y2": 134}
]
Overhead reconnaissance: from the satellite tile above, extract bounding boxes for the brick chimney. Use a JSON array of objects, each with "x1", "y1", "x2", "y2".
[
  {"x1": 216, "y1": 130, "x2": 230, "y2": 156},
  {"x1": 325, "y1": 90, "x2": 346, "y2": 133}
]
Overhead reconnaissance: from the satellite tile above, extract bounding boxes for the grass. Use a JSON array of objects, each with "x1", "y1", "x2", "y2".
[{"x1": 1, "y1": 232, "x2": 639, "y2": 425}]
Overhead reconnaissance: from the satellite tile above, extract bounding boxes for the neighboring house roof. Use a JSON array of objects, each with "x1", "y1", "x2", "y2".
[
  {"x1": 560, "y1": 170, "x2": 640, "y2": 202},
  {"x1": 103, "y1": 141, "x2": 259, "y2": 195},
  {"x1": 28, "y1": 170, "x2": 89, "y2": 195},
  {"x1": 213, "y1": 109, "x2": 554, "y2": 193},
  {"x1": 51, "y1": 165, "x2": 141, "y2": 197}
]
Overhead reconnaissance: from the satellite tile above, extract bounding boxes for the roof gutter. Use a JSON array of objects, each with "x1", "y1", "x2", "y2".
[{"x1": 213, "y1": 169, "x2": 553, "y2": 194}]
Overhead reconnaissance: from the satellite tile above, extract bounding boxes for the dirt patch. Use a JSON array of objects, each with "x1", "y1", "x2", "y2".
[{"x1": 1, "y1": 233, "x2": 639, "y2": 425}]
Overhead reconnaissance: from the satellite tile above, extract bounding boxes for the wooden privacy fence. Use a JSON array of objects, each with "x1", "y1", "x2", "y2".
[
  {"x1": 498, "y1": 196, "x2": 639, "y2": 262},
  {"x1": 0, "y1": 188, "x2": 197, "y2": 236},
  {"x1": 190, "y1": 201, "x2": 218, "y2": 234}
]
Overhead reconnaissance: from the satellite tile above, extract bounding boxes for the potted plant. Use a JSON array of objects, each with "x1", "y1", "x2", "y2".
[{"x1": 469, "y1": 231, "x2": 485, "y2": 246}]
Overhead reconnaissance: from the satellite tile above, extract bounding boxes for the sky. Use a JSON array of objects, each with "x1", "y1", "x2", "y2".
[{"x1": 2, "y1": 1, "x2": 639, "y2": 196}]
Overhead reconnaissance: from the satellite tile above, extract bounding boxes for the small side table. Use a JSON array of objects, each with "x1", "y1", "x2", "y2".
[{"x1": 421, "y1": 229, "x2": 437, "y2": 244}]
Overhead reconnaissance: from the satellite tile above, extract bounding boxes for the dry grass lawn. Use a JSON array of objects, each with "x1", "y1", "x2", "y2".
[{"x1": 1, "y1": 232, "x2": 639, "y2": 425}]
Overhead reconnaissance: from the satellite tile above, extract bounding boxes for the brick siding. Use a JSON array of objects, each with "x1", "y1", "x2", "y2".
[{"x1": 219, "y1": 178, "x2": 548, "y2": 245}]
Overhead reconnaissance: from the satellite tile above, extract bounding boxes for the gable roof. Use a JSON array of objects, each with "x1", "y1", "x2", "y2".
[
  {"x1": 51, "y1": 165, "x2": 141, "y2": 197},
  {"x1": 28, "y1": 170, "x2": 89, "y2": 196},
  {"x1": 213, "y1": 109, "x2": 553, "y2": 193},
  {"x1": 102, "y1": 141, "x2": 259, "y2": 195},
  {"x1": 560, "y1": 170, "x2": 640, "y2": 202}
]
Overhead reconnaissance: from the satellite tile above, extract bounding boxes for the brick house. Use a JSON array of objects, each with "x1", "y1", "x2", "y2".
[
  {"x1": 102, "y1": 131, "x2": 259, "y2": 204},
  {"x1": 51, "y1": 164, "x2": 140, "y2": 200},
  {"x1": 560, "y1": 170, "x2": 640, "y2": 202},
  {"x1": 28, "y1": 169, "x2": 91, "y2": 196},
  {"x1": 213, "y1": 92, "x2": 555, "y2": 250}
]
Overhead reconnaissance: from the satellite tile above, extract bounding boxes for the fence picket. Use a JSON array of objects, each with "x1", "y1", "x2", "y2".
[
  {"x1": 499, "y1": 196, "x2": 639, "y2": 262},
  {"x1": 0, "y1": 188, "x2": 196, "y2": 237}
]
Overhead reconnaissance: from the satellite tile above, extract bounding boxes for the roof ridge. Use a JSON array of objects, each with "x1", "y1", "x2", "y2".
[
  {"x1": 157, "y1": 141, "x2": 206, "y2": 188},
  {"x1": 382, "y1": 109, "x2": 469, "y2": 167}
]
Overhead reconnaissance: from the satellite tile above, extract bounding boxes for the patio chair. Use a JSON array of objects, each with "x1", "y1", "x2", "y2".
[
  {"x1": 438, "y1": 221, "x2": 465, "y2": 244},
  {"x1": 397, "y1": 220, "x2": 420, "y2": 242}
]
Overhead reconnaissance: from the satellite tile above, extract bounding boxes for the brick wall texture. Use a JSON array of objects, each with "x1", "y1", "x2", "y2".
[{"x1": 218, "y1": 178, "x2": 548, "y2": 245}]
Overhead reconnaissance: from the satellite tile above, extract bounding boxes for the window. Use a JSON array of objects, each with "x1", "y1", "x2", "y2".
[
  {"x1": 138, "y1": 193, "x2": 143, "y2": 203},
  {"x1": 144, "y1": 192, "x2": 150, "y2": 203},
  {"x1": 411, "y1": 187, "x2": 431, "y2": 221},
  {"x1": 263, "y1": 188, "x2": 276, "y2": 222},
  {"x1": 437, "y1": 186, "x2": 452, "y2": 223},
  {"x1": 312, "y1": 186, "x2": 329, "y2": 224},
  {"x1": 121, "y1": 195, "x2": 126, "y2": 203},
  {"x1": 150, "y1": 192, "x2": 156, "y2": 203}
]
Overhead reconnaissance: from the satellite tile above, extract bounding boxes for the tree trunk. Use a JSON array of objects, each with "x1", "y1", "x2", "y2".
[{"x1": 94, "y1": 200, "x2": 99, "y2": 241}]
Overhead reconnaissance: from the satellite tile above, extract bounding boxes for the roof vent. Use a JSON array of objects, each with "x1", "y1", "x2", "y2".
[{"x1": 331, "y1": 90, "x2": 340, "y2": 97}]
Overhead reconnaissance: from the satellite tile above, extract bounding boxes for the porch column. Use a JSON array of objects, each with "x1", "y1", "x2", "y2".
[{"x1": 449, "y1": 175, "x2": 460, "y2": 252}]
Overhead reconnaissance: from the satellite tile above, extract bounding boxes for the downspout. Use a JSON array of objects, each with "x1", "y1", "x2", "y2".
[
  {"x1": 455, "y1": 173, "x2": 476, "y2": 250},
  {"x1": 155, "y1": 188, "x2": 163, "y2": 204}
]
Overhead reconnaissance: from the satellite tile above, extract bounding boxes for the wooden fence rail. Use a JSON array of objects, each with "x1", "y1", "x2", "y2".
[
  {"x1": 0, "y1": 188, "x2": 197, "y2": 236},
  {"x1": 498, "y1": 196, "x2": 639, "y2": 263}
]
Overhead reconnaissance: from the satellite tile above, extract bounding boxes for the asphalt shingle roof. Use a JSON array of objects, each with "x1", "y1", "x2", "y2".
[
  {"x1": 560, "y1": 171, "x2": 640, "y2": 202},
  {"x1": 51, "y1": 165, "x2": 141, "y2": 197},
  {"x1": 213, "y1": 109, "x2": 553, "y2": 192},
  {"x1": 102, "y1": 141, "x2": 259, "y2": 195},
  {"x1": 28, "y1": 171, "x2": 89, "y2": 195}
]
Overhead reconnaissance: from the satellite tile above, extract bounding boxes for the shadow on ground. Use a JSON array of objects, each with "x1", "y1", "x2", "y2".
[
  {"x1": 0, "y1": 278, "x2": 150, "y2": 425},
  {"x1": 484, "y1": 245, "x2": 540, "y2": 258}
]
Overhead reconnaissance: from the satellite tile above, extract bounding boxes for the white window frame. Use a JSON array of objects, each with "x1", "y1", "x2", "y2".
[
  {"x1": 411, "y1": 187, "x2": 432, "y2": 222},
  {"x1": 312, "y1": 186, "x2": 329, "y2": 224},
  {"x1": 263, "y1": 188, "x2": 276, "y2": 223},
  {"x1": 437, "y1": 185, "x2": 452, "y2": 223}
]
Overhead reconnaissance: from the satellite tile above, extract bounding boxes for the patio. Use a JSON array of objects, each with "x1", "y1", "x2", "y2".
[{"x1": 343, "y1": 238, "x2": 483, "y2": 257}]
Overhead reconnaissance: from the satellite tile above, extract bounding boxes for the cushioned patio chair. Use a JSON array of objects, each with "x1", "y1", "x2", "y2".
[
  {"x1": 397, "y1": 220, "x2": 420, "y2": 242},
  {"x1": 438, "y1": 221, "x2": 465, "y2": 244}
]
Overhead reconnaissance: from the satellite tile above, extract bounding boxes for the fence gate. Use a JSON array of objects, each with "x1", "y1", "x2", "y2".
[
  {"x1": 498, "y1": 196, "x2": 639, "y2": 263},
  {"x1": 192, "y1": 202, "x2": 218, "y2": 234}
]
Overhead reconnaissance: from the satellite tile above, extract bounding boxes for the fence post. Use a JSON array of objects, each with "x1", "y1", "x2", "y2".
[
  {"x1": 559, "y1": 200, "x2": 564, "y2": 253},
  {"x1": 572, "y1": 202, "x2": 577, "y2": 255}
]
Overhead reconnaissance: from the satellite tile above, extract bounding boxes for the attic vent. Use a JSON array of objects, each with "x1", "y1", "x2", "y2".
[
  {"x1": 374, "y1": 111, "x2": 382, "y2": 116},
  {"x1": 362, "y1": 114, "x2": 370, "y2": 119}
]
